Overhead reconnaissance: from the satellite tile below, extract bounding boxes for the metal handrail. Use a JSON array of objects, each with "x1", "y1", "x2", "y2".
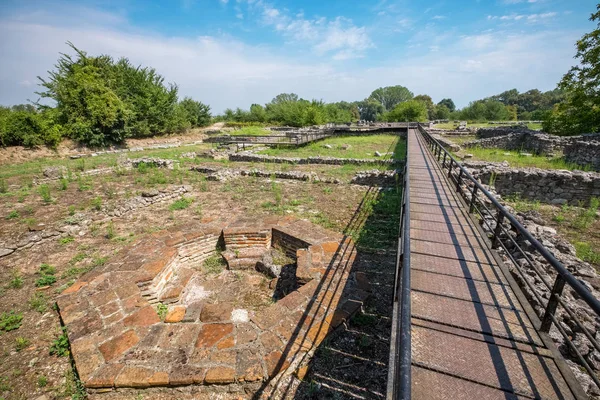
[
  {"x1": 388, "y1": 123, "x2": 412, "y2": 400},
  {"x1": 416, "y1": 123, "x2": 600, "y2": 390},
  {"x1": 416, "y1": 124, "x2": 600, "y2": 315}
]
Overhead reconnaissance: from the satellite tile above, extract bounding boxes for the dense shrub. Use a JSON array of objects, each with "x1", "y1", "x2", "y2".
[{"x1": 0, "y1": 43, "x2": 214, "y2": 148}]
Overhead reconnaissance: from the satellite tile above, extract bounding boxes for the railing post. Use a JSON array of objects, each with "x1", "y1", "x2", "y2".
[
  {"x1": 469, "y1": 186, "x2": 478, "y2": 213},
  {"x1": 447, "y1": 159, "x2": 454, "y2": 178},
  {"x1": 491, "y1": 211, "x2": 505, "y2": 249},
  {"x1": 456, "y1": 169, "x2": 463, "y2": 191},
  {"x1": 540, "y1": 275, "x2": 566, "y2": 333},
  {"x1": 442, "y1": 152, "x2": 447, "y2": 168}
]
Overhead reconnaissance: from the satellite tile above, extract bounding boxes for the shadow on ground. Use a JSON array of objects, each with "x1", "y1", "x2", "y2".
[{"x1": 253, "y1": 135, "x2": 405, "y2": 399}]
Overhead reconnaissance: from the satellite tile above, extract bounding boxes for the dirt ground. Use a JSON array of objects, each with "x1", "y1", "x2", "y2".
[
  {"x1": 0, "y1": 146, "x2": 398, "y2": 400},
  {"x1": 0, "y1": 125, "x2": 225, "y2": 166}
]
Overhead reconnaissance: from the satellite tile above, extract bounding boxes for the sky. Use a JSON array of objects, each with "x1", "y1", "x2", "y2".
[{"x1": 0, "y1": 0, "x2": 597, "y2": 113}]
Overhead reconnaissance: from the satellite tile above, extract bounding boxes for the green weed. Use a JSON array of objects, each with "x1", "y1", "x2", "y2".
[
  {"x1": 29, "y1": 292, "x2": 48, "y2": 313},
  {"x1": 91, "y1": 196, "x2": 102, "y2": 211},
  {"x1": 38, "y1": 376, "x2": 48, "y2": 388},
  {"x1": 169, "y1": 197, "x2": 193, "y2": 211},
  {"x1": 156, "y1": 303, "x2": 168, "y2": 321},
  {"x1": 0, "y1": 311, "x2": 23, "y2": 331},
  {"x1": 15, "y1": 337, "x2": 30, "y2": 351},
  {"x1": 6, "y1": 210, "x2": 19, "y2": 220},
  {"x1": 59, "y1": 236, "x2": 75, "y2": 245},
  {"x1": 49, "y1": 329, "x2": 70, "y2": 357},
  {"x1": 203, "y1": 253, "x2": 225, "y2": 274},
  {"x1": 38, "y1": 184, "x2": 52, "y2": 204},
  {"x1": 8, "y1": 270, "x2": 24, "y2": 289}
]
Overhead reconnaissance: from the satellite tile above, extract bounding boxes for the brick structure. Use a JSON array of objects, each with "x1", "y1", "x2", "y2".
[{"x1": 57, "y1": 217, "x2": 370, "y2": 390}]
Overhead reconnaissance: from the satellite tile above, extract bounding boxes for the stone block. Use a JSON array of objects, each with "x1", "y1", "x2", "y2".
[
  {"x1": 98, "y1": 330, "x2": 139, "y2": 362},
  {"x1": 123, "y1": 306, "x2": 160, "y2": 327},
  {"x1": 200, "y1": 303, "x2": 234, "y2": 322},
  {"x1": 204, "y1": 367, "x2": 236, "y2": 384},
  {"x1": 195, "y1": 323, "x2": 234, "y2": 348}
]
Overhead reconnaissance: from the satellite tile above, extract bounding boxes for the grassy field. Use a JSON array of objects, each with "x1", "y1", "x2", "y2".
[
  {"x1": 0, "y1": 144, "x2": 218, "y2": 182},
  {"x1": 459, "y1": 147, "x2": 591, "y2": 170},
  {"x1": 258, "y1": 134, "x2": 406, "y2": 160},
  {"x1": 434, "y1": 122, "x2": 543, "y2": 130},
  {"x1": 227, "y1": 126, "x2": 271, "y2": 136}
]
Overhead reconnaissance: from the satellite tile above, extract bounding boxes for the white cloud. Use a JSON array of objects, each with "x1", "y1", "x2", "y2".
[
  {"x1": 488, "y1": 12, "x2": 557, "y2": 22},
  {"x1": 0, "y1": 4, "x2": 584, "y2": 112},
  {"x1": 251, "y1": 2, "x2": 372, "y2": 59},
  {"x1": 431, "y1": 15, "x2": 446, "y2": 20}
]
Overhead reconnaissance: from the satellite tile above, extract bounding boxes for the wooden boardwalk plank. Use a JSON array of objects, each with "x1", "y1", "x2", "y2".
[{"x1": 406, "y1": 127, "x2": 576, "y2": 399}]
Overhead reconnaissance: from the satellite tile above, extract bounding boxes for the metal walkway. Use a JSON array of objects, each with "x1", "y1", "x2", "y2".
[{"x1": 405, "y1": 128, "x2": 579, "y2": 399}]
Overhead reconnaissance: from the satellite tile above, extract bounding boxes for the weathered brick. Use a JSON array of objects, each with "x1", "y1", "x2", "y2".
[
  {"x1": 114, "y1": 366, "x2": 153, "y2": 388},
  {"x1": 168, "y1": 366, "x2": 205, "y2": 385},
  {"x1": 123, "y1": 306, "x2": 160, "y2": 327},
  {"x1": 250, "y1": 304, "x2": 287, "y2": 330},
  {"x1": 148, "y1": 371, "x2": 170, "y2": 386},
  {"x1": 200, "y1": 303, "x2": 233, "y2": 322},
  {"x1": 86, "y1": 363, "x2": 124, "y2": 388},
  {"x1": 277, "y1": 290, "x2": 307, "y2": 311},
  {"x1": 62, "y1": 281, "x2": 88, "y2": 295},
  {"x1": 210, "y1": 349, "x2": 236, "y2": 364},
  {"x1": 264, "y1": 351, "x2": 290, "y2": 378},
  {"x1": 236, "y1": 349, "x2": 264, "y2": 382},
  {"x1": 99, "y1": 330, "x2": 139, "y2": 362},
  {"x1": 236, "y1": 323, "x2": 258, "y2": 345},
  {"x1": 260, "y1": 331, "x2": 284, "y2": 354},
  {"x1": 205, "y1": 367, "x2": 235, "y2": 384},
  {"x1": 89, "y1": 290, "x2": 118, "y2": 308},
  {"x1": 216, "y1": 335, "x2": 235, "y2": 350},
  {"x1": 195, "y1": 323, "x2": 234, "y2": 348},
  {"x1": 165, "y1": 306, "x2": 186, "y2": 323}
]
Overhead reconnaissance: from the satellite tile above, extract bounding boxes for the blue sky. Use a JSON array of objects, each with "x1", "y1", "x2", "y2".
[{"x1": 0, "y1": 0, "x2": 597, "y2": 112}]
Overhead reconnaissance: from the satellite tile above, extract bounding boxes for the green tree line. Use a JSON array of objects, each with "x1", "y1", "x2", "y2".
[{"x1": 0, "y1": 43, "x2": 211, "y2": 148}]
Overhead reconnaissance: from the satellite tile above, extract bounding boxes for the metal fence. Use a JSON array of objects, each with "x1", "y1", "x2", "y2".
[
  {"x1": 388, "y1": 123, "x2": 412, "y2": 400},
  {"x1": 416, "y1": 123, "x2": 600, "y2": 390}
]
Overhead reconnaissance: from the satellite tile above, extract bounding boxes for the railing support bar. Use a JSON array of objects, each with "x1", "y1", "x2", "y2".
[{"x1": 541, "y1": 276, "x2": 566, "y2": 333}]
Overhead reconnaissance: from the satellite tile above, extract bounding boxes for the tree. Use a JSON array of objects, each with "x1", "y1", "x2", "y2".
[
  {"x1": 179, "y1": 97, "x2": 211, "y2": 127},
  {"x1": 437, "y1": 98, "x2": 456, "y2": 112},
  {"x1": 249, "y1": 104, "x2": 266, "y2": 122},
  {"x1": 383, "y1": 100, "x2": 428, "y2": 122},
  {"x1": 433, "y1": 104, "x2": 451, "y2": 120},
  {"x1": 368, "y1": 85, "x2": 413, "y2": 111},
  {"x1": 356, "y1": 99, "x2": 384, "y2": 121},
  {"x1": 414, "y1": 94, "x2": 435, "y2": 119},
  {"x1": 544, "y1": 5, "x2": 600, "y2": 135},
  {"x1": 270, "y1": 93, "x2": 299, "y2": 105}
]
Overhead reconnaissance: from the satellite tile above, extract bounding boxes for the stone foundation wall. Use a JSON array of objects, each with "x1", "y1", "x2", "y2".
[
  {"x1": 463, "y1": 132, "x2": 568, "y2": 155},
  {"x1": 229, "y1": 153, "x2": 399, "y2": 166},
  {"x1": 564, "y1": 140, "x2": 600, "y2": 170},
  {"x1": 431, "y1": 134, "x2": 460, "y2": 152},
  {"x1": 350, "y1": 170, "x2": 399, "y2": 186},
  {"x1": 469, "y1": 165, "x2": 600, "y2": 205}
]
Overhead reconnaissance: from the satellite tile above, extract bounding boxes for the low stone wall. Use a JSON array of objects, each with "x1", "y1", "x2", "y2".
[
  {"x1": 468, "y1": 165, "x2": 600, "y2": 205},
  {"x1": 466, "y1": 129, "x2": 600, "y2": 171},
  {"x1": 0, "y1": 185, "x2": 191, "y2": 258},
  {"x1": 190, "y1": 165, "x2": 400, "y2": 186},
  {"x1": 477, "y1": 126, "x2": 530, "y2": 138},
  {"x1": 431, "y1": 134, "x2": 460, "y2": 152},
  {"x1": 564, "y1": 140, "x2": 600, "y2": 170},
  {"x1": 229, "y1": 153, "x2": 399, "y2": 166},
  {"x1": 463, "y1": 131, "x2": 568, "y2": 155},
  {"x1": 350, "y1": 170, "x2": 398, "y2": 186}
]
